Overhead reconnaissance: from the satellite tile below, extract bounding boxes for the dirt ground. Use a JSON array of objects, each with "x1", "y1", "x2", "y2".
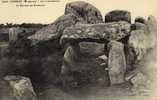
[{"x1": 38, "y1": 84, "x2": 155, "y2": 100}]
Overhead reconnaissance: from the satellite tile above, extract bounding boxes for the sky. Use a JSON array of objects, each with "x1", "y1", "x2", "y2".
[{"x1": 0, "y1": 0, "x2": 157, "y2": 24}]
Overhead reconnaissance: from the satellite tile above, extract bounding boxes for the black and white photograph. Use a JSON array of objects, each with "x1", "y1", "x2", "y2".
[{"x1": 0, "y1": 0, "x2": 157, "y2": 100}]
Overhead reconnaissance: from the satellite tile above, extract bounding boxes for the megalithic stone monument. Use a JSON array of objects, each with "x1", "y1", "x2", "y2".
[{"x1": 108, "y1": 40, "x2": 126, "y2": 85}]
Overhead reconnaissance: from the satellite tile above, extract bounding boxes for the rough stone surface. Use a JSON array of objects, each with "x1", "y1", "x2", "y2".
[
  {"x1": 9, "y1": 27, "x2": 36, "y2": 41},
  {"x1": 130, "y1": 72, "x2": 151, "y2": 94},
  {"x1": 9, "y1": 27, "x2": 24, "y2": 41},
  {"x1": 147, "y1": 15, "x2": 157, "y2": 33},
  {"x1": 128, "y1": 29, "x2": 154, "y2": 61},
  {"x1": 97, "y1": 54, "x2": 108, "y2": 67},
  {"x1": 61, "y1": 42, "x2": 109, "y2": 88},
  {"x1": 134, "y1": 22, "x2": 149, "y2": 32},
  {"x1": 60, "y1": 21, "x2": 131, "y2": 45},
  {"x1": 135, "y1": 16, "x2": 146, "y2": 24},
  {"x1": 0, "y1": 79, "x2": 15, "y2": 100},
  {"x1": 127, "y1": 16, "x2": 157, "y2": 70},
  {"x1": 97, "y1": 54, "x2": 108, "y2": 62},
  {"x1": 65, "y1": 1, "x2": 103, "y2": 24},
  {"x1": 105, "y1": 10, "x2": 131, "y2": 23},
  {"x1": 146, "y1": 15, "x2": 157, "y2": 46},
  {"x1": 108, "y1": 41, "x2": 126, "y2": 85},
  {"x1": 61, "y1": 44, "x2": 80, "y2": 74},
  {"x1": 79, "y1": 42, "x2": 104, "y2": 56},
  {"x1": 125, "y1": 46, "x2": 136, "y2": 72},
  {"x1": 4, "y1": 75, "x2": 37, "y2": 100},
  {"x1": 0, "y1": 44, "x2": 9, "y2": 58},
  {"x1": 28, "y1": 14, "x2": 78, "y2": 45}
]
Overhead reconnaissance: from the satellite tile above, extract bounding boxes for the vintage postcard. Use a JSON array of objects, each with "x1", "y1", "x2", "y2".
[{"x1": 0, "y1": 0, "x2": 157, "y2": 100}]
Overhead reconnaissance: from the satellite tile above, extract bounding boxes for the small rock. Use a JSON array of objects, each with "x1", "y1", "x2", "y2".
[
  {"x1": 4, "y1": 75, "x2": 37, "y2": 100},
  {"x1": 0, "y1": 79, "x2": 15, "y2": 100},
  {"x1": 97, "y1": 54, "x2": 108, "y2": 66},
  {"x1": 98, "y1": 54, "x2": 108, "y2": 61}
]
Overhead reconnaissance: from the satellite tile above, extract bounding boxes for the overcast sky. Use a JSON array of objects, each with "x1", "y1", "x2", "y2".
[{"x1": 0, "y1": 0, "x2": 156, "y2": 24}]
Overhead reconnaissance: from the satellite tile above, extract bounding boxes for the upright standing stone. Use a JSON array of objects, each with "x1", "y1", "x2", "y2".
[
  {"x1": 61, "y1": 44, "x2": 80, "y2": 74},
  {"x1": 146, "y1": 15, "x2": 157, "y2": 47},
  {"x1": 105, "y1": 10, "x2": 131, "y2": 23},
  {"x1": 135, "y1": 16, "x2": 146, "y2": 24},
  {"x1": 147, "y1": 15, "x2": 157, "y2": 33},
  {"x1": 9, "y1": 27, "x2": 23, "y2": 42},
  {"x1": 108, "y1": 41, "x2": 126, "y2": 85}
]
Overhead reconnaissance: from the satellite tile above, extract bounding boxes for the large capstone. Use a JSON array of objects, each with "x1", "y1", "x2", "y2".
[
  {"x1": 65, "y1": 1, "x2": 103, "y2": 24},
  {"x1": 4, "y1": 75, "x2": 36, "y2": 100},
  {"x1": 105, "y1": 10, "x2": 131, "y2": 23},
  {"x1": 28, "y1": 14, "x2": 78, "y2": 45},
  {"x1": 60, "y1": 21, "x2": 131, "y2": 45},
  {"x1": 108, "y1": 41, "x2": 126, "y2": 85}
]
